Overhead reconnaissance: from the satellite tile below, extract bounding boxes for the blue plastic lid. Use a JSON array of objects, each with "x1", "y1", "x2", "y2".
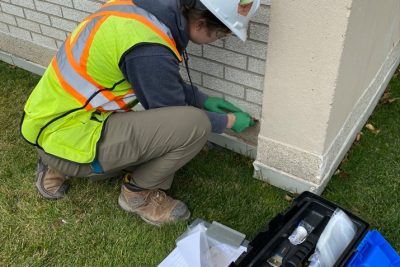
[{"x1": 346, "y1": 230, "x2": 400, "y2": 267}]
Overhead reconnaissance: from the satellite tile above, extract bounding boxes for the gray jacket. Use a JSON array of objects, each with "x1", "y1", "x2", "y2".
[{"x1": 119, "y1": 0, "x2": 228, "y2": 133}]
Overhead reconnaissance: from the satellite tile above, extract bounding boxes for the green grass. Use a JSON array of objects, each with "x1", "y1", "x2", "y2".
[{"x1": 0, "y1": 61, "x2": 399, "y2": 266}]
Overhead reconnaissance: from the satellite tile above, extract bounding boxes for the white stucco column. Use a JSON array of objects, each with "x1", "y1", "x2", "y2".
[{"x1": 254, "y1": 0, "x2": 400, "y2": 194}]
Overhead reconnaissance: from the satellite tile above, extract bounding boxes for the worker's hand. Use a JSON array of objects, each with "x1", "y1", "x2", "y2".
[
  {"x1": 229, "y1": 112, "x2": 256, "y2": 133},
  {"x1": 204, "y1": 97, "x2": 242, "y2": 114}
]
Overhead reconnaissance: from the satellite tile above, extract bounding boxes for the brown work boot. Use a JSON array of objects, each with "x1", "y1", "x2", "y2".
[
  {"x1": 35, "y1": 159, "x2": 69, "y2": 199},
  {"x1": 118, "y1": 184, "x2": 190, "y2": 226}
]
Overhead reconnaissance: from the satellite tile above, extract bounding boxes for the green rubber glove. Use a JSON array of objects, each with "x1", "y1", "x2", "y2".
[
  {"x1": 204, "y1": 97, "x2": 242, "y2": 114},
  {"x1": 240, "y1": 0, "x2": 253, "y2": 4},
  {"x1": 231, "y1": 112, "x2": 256, "y2": 133}
]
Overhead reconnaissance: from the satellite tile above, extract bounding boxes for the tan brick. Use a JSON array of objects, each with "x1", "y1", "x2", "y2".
[
  {"x1": 198, "y1": 86, "x2": 223, "y2": 98},
  {"x1": 11, "y1": 0, "x2": 34, "y2": 9},
  {"x1": 246, "y1": 89, "x2": 264, "y2": 105},
  {"x1": 35, "y1": 1, "x2": 62, "y2": 17},
  {"x1": 251, "y1": 5, "x2": 270, "y2": 24},
  {"x1": 186, "y1": 42, "x2": 202, "y2": 56},
  {"x1": 25, "y1": 9, "x2": 50, "y2": 25},
  {"x1": 9, "y1": 25, "x2": 31, "y2": 41},
  {"x1": 41, "y1": 24, "x2": 66, "y2": 40},
  {"x1": 225, "y1": 67, "x2": 264, "y2": 90},
  {"x1": 0, "y1": 11, "x2": 17, "y2": 25},
  {"x1": 50, "y1": 16, "x2": 76, "y2": 32},
  {"x1": 248, "y1": 57, "x2": 266, "y2": 75},
  {"x1": 203, "y1": 75, "x2": 245, "y2": 98},
  {"x1": 32, "y1": 32, "x2": 57, "y2": 49},
  {"x1": 249, "y1": 23, "x2": 269, "y2": 43},
  {"x1": 61, "y1": 6, "x2": 89, "y2": 22},
  {"x1": 16, "y1": 17, "x2": 40, "y2": 32},
  {"x1": 203, "y1": 45, "x2": 247, "y2": 69},
  {"x1": 72, "y1": 0, "x2": 101, "y2": 13},
  {"x1": 188, "y1": 56, "x2": 224, "y2": 78},
  {"x1": 43, "y1": 0, "x2": 73, "y2": 8},
  {"x1": 1, "y1": 3, "x2": 23, "y2": 17},
  {"x1": 0, "y1": 21, "x2": 9, "y2": 33},
  {"x1": 225, "y1": 36, "x2": 267, "y2": 59}
]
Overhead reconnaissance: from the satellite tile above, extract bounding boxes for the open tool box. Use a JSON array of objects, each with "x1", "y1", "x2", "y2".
[{"x1": 230, "y1": 191, "x2": 400, "y2": 267}]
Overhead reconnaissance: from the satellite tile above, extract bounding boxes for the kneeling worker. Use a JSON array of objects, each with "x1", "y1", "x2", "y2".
[{"x1": 21, "y1": 0, "x2": 260, "y2": 225}]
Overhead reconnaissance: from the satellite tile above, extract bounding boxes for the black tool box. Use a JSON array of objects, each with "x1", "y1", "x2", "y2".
[{"x1": 230, "y1": 191, "x2": 370, "y2": 267}]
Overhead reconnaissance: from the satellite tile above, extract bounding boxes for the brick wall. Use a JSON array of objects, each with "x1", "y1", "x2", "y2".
[
  {"x1": 0, "y1": 0, "x2": 103, "y2": 49},
  {"x1": 0, "y1": 0, "x2": 270, "y2": 118}
]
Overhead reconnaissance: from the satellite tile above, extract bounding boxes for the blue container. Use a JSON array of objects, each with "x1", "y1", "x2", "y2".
[{"x1": 346, "y1": 230, "x2": 400, "y2": 267}]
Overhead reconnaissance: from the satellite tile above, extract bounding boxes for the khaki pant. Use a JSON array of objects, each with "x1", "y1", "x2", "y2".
[{"x1": 38, "y1": 106, "x2": 211, "y2": 190}]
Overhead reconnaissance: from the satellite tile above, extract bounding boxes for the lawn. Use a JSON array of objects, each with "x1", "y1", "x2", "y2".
[{"x1": 0, "y1": 61, "x2": 399, "y2": 266}]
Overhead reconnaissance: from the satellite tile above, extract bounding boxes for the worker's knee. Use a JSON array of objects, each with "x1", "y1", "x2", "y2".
[{"x1": 184, "y1": 106, "x2": 212, "y2": 136}]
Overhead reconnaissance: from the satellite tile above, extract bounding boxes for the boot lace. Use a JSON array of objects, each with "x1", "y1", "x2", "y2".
[{"x1": 146, "y1": 190, "x2": 168, "y2": 205}]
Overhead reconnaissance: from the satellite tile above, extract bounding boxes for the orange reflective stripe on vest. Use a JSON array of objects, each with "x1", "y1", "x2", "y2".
[
  {"x1": 83, "y1": 2, "x2": 181, "y2": 60},
  {"x1": 51, "y1": 58, "x2": 94, "y2": 110},
  {"x1": 51, "y1": 1, "x2": 181, "y2": 112},
  {"x1": 80, "y1": 16, "x2": 108, "y2": 71}
]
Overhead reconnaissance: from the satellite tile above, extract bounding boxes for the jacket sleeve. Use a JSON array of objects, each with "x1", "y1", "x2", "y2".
[{"x1": 119, "y1": 44, "x2": 227, "y2": 133}]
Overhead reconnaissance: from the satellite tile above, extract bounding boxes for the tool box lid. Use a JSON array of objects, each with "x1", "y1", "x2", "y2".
[{"x1": 345, "y1": 230, "x2": 400, "y2": 267}]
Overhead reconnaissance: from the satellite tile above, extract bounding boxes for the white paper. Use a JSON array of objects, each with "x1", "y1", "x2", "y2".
[
  {"x1": 158, "y1": 245, "x2": 247, "y2": 267},
  {"x1": 158, "y1": 247, "x2": 189, "y2": 267},
  {"x1": 176, "y1": 227, "x2": 203, "y2": 267},
  {"x1": 158, "y1": 223, "x2": 247, "y2": 267}
]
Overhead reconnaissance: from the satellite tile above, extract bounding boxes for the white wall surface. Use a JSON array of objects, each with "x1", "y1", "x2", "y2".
[
  {"x1": 325, "y1": 0, "x2": 400, "y2": 149},
  {"x1": 255, "y1": 0, "x2": 400, "y2": 193},
  {"x1": 259, "y1": 0, "x2": 352, "y2": 154}
]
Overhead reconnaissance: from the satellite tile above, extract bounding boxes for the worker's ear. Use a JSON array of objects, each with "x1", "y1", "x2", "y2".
[{"x1": 193, "y1": 18, "x2": 207, "y2": 31}]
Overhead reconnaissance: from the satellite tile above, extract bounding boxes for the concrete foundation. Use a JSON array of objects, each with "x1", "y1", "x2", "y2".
[{"x1": 255, "y1": 0, "x2": 400, "y2": 194}]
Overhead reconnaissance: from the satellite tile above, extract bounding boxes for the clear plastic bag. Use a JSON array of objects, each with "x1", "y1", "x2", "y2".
[
  {"x1": 174, "y1": 219, "x2": 247, "y2": 267},
  {"x1": 309, "y1": 209, "x2": 357, "y2": 267}
]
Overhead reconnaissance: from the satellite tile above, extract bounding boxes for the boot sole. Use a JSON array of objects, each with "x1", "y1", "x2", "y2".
[
  {"x1": 36, "y1": 175, "x2": 69, "y2": 200},
  {"x1": 118, "y1": 195, "x2": 190, "y2": 226},
  {"x1": 35, "y1": 159, "x2": 69, "y2": 200}
]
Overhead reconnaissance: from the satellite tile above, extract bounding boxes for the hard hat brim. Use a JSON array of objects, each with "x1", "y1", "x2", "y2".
[{"x1": 199, "y1": 0, "x2": 260, "y2": 42}]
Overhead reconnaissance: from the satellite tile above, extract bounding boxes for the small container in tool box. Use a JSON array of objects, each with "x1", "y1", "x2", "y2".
[{"x1": 230, "y1": 191, "x2": 399, "y2": 267}]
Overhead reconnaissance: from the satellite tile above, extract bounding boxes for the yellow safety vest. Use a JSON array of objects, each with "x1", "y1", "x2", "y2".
[{"x1": 21, "y1": 0, "x2": 183, "y2": 163}]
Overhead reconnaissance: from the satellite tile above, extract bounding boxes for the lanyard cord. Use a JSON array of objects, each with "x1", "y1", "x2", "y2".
[{"x1": 183, "y1": 49, "x2": 197, "y2": 107}]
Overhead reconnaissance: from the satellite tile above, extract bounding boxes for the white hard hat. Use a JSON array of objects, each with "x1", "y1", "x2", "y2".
[{"x1": 199, "y1": 0, "x2": 260, "y2": 41}]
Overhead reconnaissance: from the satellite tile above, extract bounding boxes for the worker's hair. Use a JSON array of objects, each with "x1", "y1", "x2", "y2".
[{"x1": 181, "y1": 5, "x2": 231, "y2": 35}]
